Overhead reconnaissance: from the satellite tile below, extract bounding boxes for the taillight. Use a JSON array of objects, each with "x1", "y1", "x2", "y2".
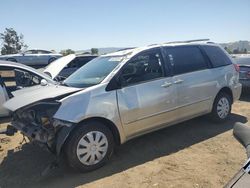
[{"x1": 234, "y1": 64, "x2": 240, "y2": 72}]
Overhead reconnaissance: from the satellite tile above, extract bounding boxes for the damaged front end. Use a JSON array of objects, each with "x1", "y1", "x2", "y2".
[{"x1": 10, "y1": 100, "x2": 74, "y2": 154}]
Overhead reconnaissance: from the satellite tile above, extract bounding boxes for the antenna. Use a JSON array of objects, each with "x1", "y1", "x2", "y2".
[{"x1": 165, "y1": 39, "x2": 210, "y2": 44}]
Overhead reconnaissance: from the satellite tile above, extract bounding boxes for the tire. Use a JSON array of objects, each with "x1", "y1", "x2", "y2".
[
  {"x1": 48, "y1": 57, "x2": 56, "y2": 64},
  {"x1": 210, "y1": 92, "x2": 232, "y2": 122},
  {"x1": 64, "y1": 121, "x2": 114, "y2": 172},
  {"x1": 6, "y1": 58, "x2": 17, "y2": 62}
]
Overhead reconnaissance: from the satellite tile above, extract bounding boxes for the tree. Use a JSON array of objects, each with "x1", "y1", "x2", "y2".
[
  {"x1": 243, "y1": 48, "x2": 248, "y2": 54},
  {"x1": 91, "y1": 48, "x2": 98, "y2": 55},
  {"x1": 0, "y1": 28, "x2": 27, "y2": 55},
  {"x1": 60, "y1": 49, "x2": 75, "y2": 56},
  {"x1": 224, "y1": 47, "x2": 232, "y2": 54}
]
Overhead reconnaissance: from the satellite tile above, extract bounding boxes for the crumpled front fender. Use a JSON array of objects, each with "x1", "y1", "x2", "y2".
[
  {"x1": 55, "y1": 125, "x2": 75, "y2": 155},
  {"x1": 53, "y1": 83, "x2": 126, "y2": 144}
]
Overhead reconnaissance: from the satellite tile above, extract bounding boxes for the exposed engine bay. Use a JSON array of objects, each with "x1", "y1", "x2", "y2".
[
  {"x1": 10, "y1": 100, "x2": 67, "y2": 152},
  {"x1": 3, "y1": 84, "x2": 82, "y2": 154}
]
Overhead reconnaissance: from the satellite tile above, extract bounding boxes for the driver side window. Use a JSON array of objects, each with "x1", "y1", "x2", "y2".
[
  {"x1": 120, "y1": 49, "x2": 164, "y2": 86},
  {"x1": 14, "y1": 69, "x2": 41, "y2": 88}
]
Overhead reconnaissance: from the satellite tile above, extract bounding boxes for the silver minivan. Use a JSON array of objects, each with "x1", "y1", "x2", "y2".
[{"x1": 4, "y1": 41, "x2": 242, "y2": 172}]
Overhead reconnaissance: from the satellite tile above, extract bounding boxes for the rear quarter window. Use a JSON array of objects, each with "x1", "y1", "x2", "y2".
[{"x1": 203, "y1": 46, "x2": 232, "y2": 68}]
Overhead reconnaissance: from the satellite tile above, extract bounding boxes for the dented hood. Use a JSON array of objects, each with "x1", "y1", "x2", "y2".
[{"x1": 4, "y1": 84, "x2": 82, "y2": 112}]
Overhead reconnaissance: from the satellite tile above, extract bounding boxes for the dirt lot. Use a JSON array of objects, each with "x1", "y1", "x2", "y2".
[{"x1": 0, "y1": 92, "x2": 249, "y2": 188}]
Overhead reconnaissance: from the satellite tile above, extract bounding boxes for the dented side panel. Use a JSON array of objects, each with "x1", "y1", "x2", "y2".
[{"x1": 53, "y1": 83, "x2": 126, "y2": 143}]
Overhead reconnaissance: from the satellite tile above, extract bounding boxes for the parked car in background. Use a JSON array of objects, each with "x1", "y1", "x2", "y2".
[
  {"x1": 0, "y1": 54, "x2": 97, "y2": 117},
  {"x1": 0, "y1": 49, "x2": 62, "y2": 68},
  {"x1": 4, "y1": 40, "x2": 241, "y2": 172},
  {"x1": 44, "y1": 54, "x2": 98, "y2": 80},
  {"x1": 0, "y1": 60, "x2": 57, "y2": 117},
  {"x1": 233, "y1": 54, "x2": 250, "y2": 88}
]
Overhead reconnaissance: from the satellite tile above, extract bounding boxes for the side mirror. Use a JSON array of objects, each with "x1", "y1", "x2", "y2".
[{"x1": 40, "y1": 79, "x2": 48, "y2": 86}]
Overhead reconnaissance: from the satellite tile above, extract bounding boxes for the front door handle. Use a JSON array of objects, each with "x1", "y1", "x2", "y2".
[
  {"x1": 174, "y1": 79, "x2": 184, "y2": 84},
  {"x1": 161, "y1": 82, "x2": 172, "y2": 88}
]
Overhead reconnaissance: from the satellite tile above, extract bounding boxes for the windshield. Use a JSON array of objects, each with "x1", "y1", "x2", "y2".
[{"x1": 63, "y1": 56, "x2": 124, "y2": 88}]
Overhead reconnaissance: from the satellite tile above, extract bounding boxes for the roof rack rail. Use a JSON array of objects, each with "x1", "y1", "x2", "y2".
[
  {"x1": 116, "y1": 47, "x2": 136, "y2": 52},
  {"x1": 164, "y1": 39, "x2": 210, "y2": 44}
]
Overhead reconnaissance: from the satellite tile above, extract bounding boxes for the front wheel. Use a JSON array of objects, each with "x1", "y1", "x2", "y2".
[
  {"x1": 210, "y1": 92, "x2": 232, "y2": 122},
  {"x1": 64, "y1": 121, "x2": 114, "y2": 172}
]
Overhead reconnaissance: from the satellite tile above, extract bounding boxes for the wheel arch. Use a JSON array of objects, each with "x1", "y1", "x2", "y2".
[
  {"x1": 209, "y1": 86, "x2": 233, "y2": 122},
  {"x1": 56, "y1": 117, "x2": 122, "y2": 155},
  {"x1": 78, "y1": 117, "x2": 122, "y2": 145},
  {"x1": 48, "y1": 57, "x2": 57, "y2": 64},
  {"x1": 216, "y1": 87, "x2": 233, "y2": 103}
]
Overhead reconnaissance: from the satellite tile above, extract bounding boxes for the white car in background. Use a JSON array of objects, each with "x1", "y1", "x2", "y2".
[
  {"x1": 0, "y1": 49, "x2": 62, "y2": 68},
  {"x1": 0, "y1": 54, "x2": 76, "y2": 117}
]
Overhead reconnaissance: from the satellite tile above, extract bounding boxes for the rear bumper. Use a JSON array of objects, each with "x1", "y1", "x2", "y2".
[{"x1": 232, "y1": 83, "x2": 242, "y2": 102}]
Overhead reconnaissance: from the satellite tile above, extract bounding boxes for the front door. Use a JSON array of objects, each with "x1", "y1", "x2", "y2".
[{"x1": 116, "y1": 48, "x2": 177, "y2": 138}]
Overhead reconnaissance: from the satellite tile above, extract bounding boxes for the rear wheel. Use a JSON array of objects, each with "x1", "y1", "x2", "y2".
[
  {"x1": 48, "y1": 57, "x2": 57, "y2": 64},
  {"x1": 64, "y1": 121, "x2": 114, "y2": 172},
  {"x1": 210, "y1": 92, "x2": 232, "y2": 122}
]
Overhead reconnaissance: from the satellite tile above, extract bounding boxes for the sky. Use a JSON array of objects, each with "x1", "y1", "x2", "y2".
[{"x1": 0, "y1": 0, "x2": 250, "y2": 52}]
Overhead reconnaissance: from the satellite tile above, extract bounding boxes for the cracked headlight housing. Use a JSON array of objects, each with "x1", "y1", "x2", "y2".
[{"x1": 15, "y1": 101, "x2": 61, "y2": 127}]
